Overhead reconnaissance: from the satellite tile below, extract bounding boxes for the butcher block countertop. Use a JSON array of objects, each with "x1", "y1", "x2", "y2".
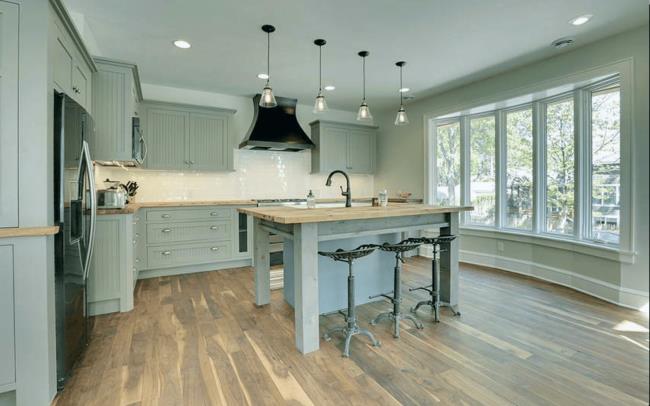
[
  {"x1": 0, "y1": 226, "x2": 60, "y2": 238},
  {"x1": 97, "y1": 199, "x2": 258, "y2": 215},
  {"x1": 238, "y1": 204, "x2": 473, "y2": 224}
]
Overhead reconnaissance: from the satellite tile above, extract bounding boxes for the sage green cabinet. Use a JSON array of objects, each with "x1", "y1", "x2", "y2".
[
  {"x1": 0, "y1": 1, "x2": 18, "y2": 228},
  {"x1": 49, "y1": 11, "x2": 93, "y2": 112},
  {"x1": 310, "y1": 120, "x2": 377, "y2": 174},
  {"x1": 91, "y1": 58, "x2": 143, "y2": 163},
  {"x1": 88, "y1": 214, "x2": 134, "y2": 316},
  {"x1": 142, "y1": 102, "x2": 235, "y2": 171},
  {"x1": 0, "y1": 245, "x2": 15, "y2": 391}
]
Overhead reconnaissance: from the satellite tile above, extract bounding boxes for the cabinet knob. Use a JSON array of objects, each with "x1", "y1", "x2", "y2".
[
  {"x1": 135, "y1": 258, "x2": 140, "y2": 263},
  {"x1": 161, "y1": 251, "x2": 172, "y2": 256},
  {"x1": 210, "y1": 247, "x2": 219, "y2": 252},
  {"x1": 161, "y1": 214, "x2": 171, "y2": 218},
  {"x1": 161, "y1": 228, "x2": 172, "y2": 233},
  {"x1": 132, "y1": 240, "x2": 136, "y2": 245},
  {"x1": 189, "y1": 160, "x2": 195, "y2": 165}
]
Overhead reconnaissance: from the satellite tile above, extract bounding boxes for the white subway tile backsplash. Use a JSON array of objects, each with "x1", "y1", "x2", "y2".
[{"x1": 95, "y1": 149, "x2": 374, "y2": 202}]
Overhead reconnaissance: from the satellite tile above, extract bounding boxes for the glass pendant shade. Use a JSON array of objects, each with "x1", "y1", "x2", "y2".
[
  {"x1": 313, "y1": 93, "x2": 328, "y2": 113},
  {"x1": 259, "y1": 85, "x2": 277, "y2": 108},
  {"x1": 357, "y1": 102, "x2": 373, "y2": 121},
  {"x1": 394, "y1": 106, "x2": 409, "y2": 126}
]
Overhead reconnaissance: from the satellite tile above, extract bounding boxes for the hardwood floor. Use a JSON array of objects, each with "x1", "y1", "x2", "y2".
[{"x1": 53, "y1": 257, "x2": 649, "y2": 406}]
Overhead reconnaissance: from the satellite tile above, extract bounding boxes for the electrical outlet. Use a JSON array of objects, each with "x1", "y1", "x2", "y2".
[{"x1": 497, "y1": 241, "x2": 505, "y2": 252}]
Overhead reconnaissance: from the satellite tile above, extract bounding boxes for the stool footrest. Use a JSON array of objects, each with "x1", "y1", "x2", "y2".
[
  {"x1": 369, "y1": 291, "x2": 394, "y2": 300},
  {"x1": 409, "y1": 285, "x2": 433, "y2": 293}
]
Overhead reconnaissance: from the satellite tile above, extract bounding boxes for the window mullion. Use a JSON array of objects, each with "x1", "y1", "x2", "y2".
[
  {"x1": 580, "y1": 90, "x2": 593, "y2": 240},
  {"x1": 495, "y1": 110, "x2": 506, "y2": 229},
  {"x1": 574, "y1": 90, "x2": 585, "y2": 240},
  {"x1": 533, "y1": 101, "x2": 546, "y2": 234},
  {"x1": 460, "y1": 116, "x2": 471, "y2": 223}
]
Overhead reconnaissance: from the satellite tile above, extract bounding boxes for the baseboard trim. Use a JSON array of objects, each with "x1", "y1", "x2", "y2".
[
  {"x1": 460, "y1": 250, "x2": 648, "y2": 310},
  {"x1": 138, "y1": 258, "x2": 253, "y2": 279}
]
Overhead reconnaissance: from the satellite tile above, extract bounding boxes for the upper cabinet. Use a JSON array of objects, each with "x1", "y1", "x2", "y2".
[
  {"x1": 310, "y1": 120, "x2": 377, "y2": 174},
  {"x1": 49, "y1": 2, "x2": 96, "y2": 113},
  {"x1": 142, "y1": 102, "x2": 235, "y2": 171},
  {"x1": 91, "y1": 58, "x2": 143, "y2": 163},
  {"x1": 0, "y1": 1, "x2": 18, "y2": 228}
]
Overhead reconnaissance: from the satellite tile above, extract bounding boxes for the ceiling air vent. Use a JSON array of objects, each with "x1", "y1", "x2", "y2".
[{"x1": 551, "y1": 37, "x2": 575, "y2": 49}]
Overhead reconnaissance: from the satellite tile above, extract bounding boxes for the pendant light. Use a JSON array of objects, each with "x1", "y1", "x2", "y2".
[
  {"x1": 356, "y1": 51, "x2": 372, "y2": 121},
  {"x1": 313, "y1": 39, "x2": 328, "y2": 113},
  {"x1": 394, "y1": 61, "x2": 410, "y2": 126},
  {"x1": 259, "y1": 24, "x2": 277, "y2": 108}
]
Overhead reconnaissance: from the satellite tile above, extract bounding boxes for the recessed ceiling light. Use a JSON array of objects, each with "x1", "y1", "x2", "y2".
[
  {"x1": 173, "y1": 40, "x2": 191, "y2": 49},
  {"x1": 569, "y1": 14, "x2": 592, "y2": 26},
  {"x1": 257, "y1": 73, "x2": 270, "y2": 80},
  {"x1": 324, "y1": 85, "x2": 336, "y2": 91},
  {"x1": 399, "y1": 87, "x2": 410, "y2": 93}
]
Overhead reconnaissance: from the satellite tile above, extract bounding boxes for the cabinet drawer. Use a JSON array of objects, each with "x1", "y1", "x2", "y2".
[
  {"x1": 147, "y1": 241, "x2": 231, "y2": 268},
  {"x1": 146, "y1": 221, "x2": 231, "y2": 244},
  {"x1": 146, "y1": 207, "x2": 231, "y2": 222}
]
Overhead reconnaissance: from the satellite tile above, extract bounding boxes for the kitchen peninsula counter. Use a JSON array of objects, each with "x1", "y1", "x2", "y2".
[{"x1": 239, "y1": 203, "x2": 472, "y2": 355}]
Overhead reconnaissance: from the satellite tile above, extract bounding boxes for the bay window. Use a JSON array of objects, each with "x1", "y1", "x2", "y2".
[{"x1": 431, "y1": 75, "x2": 624, "y2": 248}]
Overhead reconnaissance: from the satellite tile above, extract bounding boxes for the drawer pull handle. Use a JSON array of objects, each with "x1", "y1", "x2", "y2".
[
  {"x1": 210, "y1": 247, "x2": 219, "y2": 252},
  {"x1": 162, "y1": 228, "x2": 172, "y2": 233},
  {"x1": 210, "y1": 212, "x2": 219, "y2": 216},
  {"x1": 161, "y1": 251, "x2": 172, "y2": 256},
  {"x1": 210, "y1": 226, "x2": 218, "y2": 230},
  {"x1": 161, "y1": 214, "x2": 171, "y2": 218}
]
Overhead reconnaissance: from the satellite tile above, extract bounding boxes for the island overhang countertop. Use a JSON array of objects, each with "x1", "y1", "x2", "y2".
[{"x1": 238, "y1": 203, "x2": 473, "y2": 224}]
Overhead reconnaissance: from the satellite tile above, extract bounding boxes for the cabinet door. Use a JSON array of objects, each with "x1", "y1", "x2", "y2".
[
  {"x1": 144, "y1": 107, "x2": 188, "y2": 169},
  {"x1": 0, "y1": 245, "x2": 15, "y2": 387},
  {"x1": 320, "y1": 127, "x2": 348, "y2": 171},
  {"x1": 72, "y1": 64, "x2": 89, "y2": 109},
  {"x1": 92, "y1": 68, "x2": 130, "y2": 161},
  {"x1": 188, "y1": 113, "x2": 228, "y2": 171},
  {"x1": 0, "y1": 1, "x2": 18, "y2": 227},
  {"x1": 52, "y1": 35, "x2": 73, "y2": 94},
  {"x1": 347, "y1": 130, "x2": 374, "y2": 173}
]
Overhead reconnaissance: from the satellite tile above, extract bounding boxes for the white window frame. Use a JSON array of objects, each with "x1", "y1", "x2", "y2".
[{"x1": 424, "y1": 67, "x2": 634, "y2": 262}]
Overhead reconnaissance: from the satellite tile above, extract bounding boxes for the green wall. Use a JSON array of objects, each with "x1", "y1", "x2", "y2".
[{"x1": 375, "y1": 25, "x2": 649, "y2": 308}]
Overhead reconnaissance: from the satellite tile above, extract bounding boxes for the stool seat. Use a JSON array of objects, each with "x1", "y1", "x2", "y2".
[
  {"x1": 369, "y1": 239, "x2": 424, "y2": 338},
  {"x1": 318, "y1": 244, "x2": 380, "y2": 357},
  {"x1": 408, "y1": 235, "x2": 459, "y2": 321}
]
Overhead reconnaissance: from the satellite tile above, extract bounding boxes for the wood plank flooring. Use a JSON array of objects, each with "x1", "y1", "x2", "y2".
[{"x1": 53, "y1": 257, "x2": 649, "y2": 406}]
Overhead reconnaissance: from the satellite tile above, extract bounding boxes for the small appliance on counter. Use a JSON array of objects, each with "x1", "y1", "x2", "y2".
[{"x1": 97, "y1": 179, "x2": 127, "y2": 209}]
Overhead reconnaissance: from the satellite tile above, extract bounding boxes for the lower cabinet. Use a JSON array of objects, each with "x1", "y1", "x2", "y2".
[
  {"x1": 0, "y1": 245, "x2": 15, "y2": 393},
  {"x1": 89, "y1": 206, "x2": 253, "y2": 315},
  {"x1": 87, "y1": 214, "x2": 134, "y2": 316}
]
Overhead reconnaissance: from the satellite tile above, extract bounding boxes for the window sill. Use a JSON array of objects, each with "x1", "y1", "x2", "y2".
[{"x1": 459, "y1": 226, "x2": 636, "y2": 264}]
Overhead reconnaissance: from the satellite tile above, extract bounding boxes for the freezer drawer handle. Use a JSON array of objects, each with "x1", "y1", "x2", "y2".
[
  {"x1": 161, "y1": 228, "x2": 172, "y2": 233},
  {"x1": 161, "y1": 251, "x2": 172, "y2": 256}
]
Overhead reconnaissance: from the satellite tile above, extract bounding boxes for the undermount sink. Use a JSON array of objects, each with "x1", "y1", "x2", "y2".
[{"x1": 297, "y1": 202, "x2": 372, "y2": 209}]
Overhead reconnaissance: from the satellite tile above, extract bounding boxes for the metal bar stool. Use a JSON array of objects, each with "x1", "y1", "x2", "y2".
[
  {"x1": 409, "y1": 235, "x2": 459, "y2": 322},
  {"x1": 319, "y1": 244, "x2": 381, "y2": 357},
  {"x1": 369, "y1": 239, "x2": 424, "y2": 338}
]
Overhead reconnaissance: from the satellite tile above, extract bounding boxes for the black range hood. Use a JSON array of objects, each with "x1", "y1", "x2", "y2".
[{"x1": 239, "y1": 94, "x2": 315, "y2": 151}]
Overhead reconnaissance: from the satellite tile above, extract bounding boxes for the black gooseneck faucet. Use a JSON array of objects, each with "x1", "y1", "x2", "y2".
[{"x1": 325, "y1": 170, "x2": 352, "y2": 207}]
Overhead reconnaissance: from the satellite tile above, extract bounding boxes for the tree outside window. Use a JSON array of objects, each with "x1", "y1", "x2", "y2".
[{"x1": 435, "y1": 121, "x2": 461, "y2": 205}]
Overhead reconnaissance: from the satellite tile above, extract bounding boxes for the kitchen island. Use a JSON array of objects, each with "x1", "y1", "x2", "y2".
[{"x1": 238, "y1": 204, "x2": 472, "y2": 354}]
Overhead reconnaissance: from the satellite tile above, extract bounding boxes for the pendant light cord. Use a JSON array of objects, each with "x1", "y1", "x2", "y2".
[
  {"x1": 399, "y1": 65, "x2": 403, "y2": 107},
  {"x1": 362, "y1": 56, "x2": 366, "y2": 101},
  {"x1": 266, "y1": 32, "x2": 271, "y2": 85},
  {"x1": 319, "y1": 45, "x2": 322, "y2": 92}
]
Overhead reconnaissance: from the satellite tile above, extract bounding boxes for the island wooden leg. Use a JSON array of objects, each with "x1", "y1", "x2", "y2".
[
  {"x1": 439, "y1": 212, "x2": 460, "y2": 314},
  {"x1": 293, "y1": 223, "x2": 320, "y2": 354},
  {"x1": 254, "y1": 218, "x2": 271, "y2": 306}
]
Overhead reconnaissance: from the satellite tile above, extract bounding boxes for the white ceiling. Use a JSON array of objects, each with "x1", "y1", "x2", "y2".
[{"x1": 63, "y1": 0, "x2": 648, "y2": 111}]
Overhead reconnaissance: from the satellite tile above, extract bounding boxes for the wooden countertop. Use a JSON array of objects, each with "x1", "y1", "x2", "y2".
[
  {"x1": 97, "y1": 199, "x2": 258, "y2": 215},
  {"x1": 238, "y1": 204, "x2": 473, "y2": 224},
  {"x1": 0, "y1": 226, "x2": 59, "y2": 238}
]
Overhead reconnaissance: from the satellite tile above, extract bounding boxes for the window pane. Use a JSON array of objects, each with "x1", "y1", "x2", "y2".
[
  {"x1": 506, "y1": 109, "x2": 534, "y2": 229},
  {"x1": 469, "y1": 116, "x2": 496, "y2": 225},
  {"x1": 546, "y1": 99, "x2": 575, "y2": 234},
  {"x1": 435, "y1": 121, "x2": 461, "y2": 205},
  {"x1": 591, "y1": 87, "x2": 620, "y2": 244}
]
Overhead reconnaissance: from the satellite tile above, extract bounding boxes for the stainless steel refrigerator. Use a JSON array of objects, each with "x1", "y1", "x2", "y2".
[{"x1": 53, "y1": 92, "x2": 97, "y2": 390}]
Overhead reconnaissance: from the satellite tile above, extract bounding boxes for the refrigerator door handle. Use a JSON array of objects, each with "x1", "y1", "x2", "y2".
[{"x1": 81, "y1": 141, "x2": 97, "y2": 281}]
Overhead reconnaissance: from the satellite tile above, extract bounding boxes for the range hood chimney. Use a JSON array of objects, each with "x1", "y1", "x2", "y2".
[{"x1": 239, "y1": 94, "x2": 315, "y2": 151}]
